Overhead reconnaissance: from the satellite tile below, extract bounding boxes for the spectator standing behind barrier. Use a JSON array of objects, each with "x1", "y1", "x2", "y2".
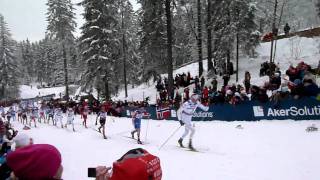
[
  {"x1": 194, "y1": 76, "x2": 199, "y2": 86},
  {"x1": 244, "y1": 71, "x2": 251, "y2": 93},
  {"x1": 284, "y1": 23, "x2": 290, "y2": 36},
  {"x1": 211, "y1": 77, "x2": 218, "y2": 92},
  {"x1": 317, "y1": 60, "x2": 320, "y2": 75},
  {"x1": 272, "y1": 26, "x2": 278, "y2": 37},
  {"x1": 202, "y1": 86, "x2": 209, "y2": 105},
  {"x1": 184, "y1": 88, "x2": 190, "y2": 101},
  {"x1": 223, "y1": 74, "x2": 230, "y2": 87},
  {"x1": 200, "y1": 76, "x2": 205, "y2": 89}
]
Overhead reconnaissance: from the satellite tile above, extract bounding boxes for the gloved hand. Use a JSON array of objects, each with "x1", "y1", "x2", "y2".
[{"x1": 179, "y1": 120, "x2": 185, "y2": 126}]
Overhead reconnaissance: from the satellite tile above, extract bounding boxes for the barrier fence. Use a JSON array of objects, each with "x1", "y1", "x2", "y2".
[{"x1": 121, "y1": 97, "x2": 320, "y2": 121}]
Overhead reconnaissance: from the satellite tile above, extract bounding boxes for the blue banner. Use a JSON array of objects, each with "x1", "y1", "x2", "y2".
[{"x1": 121, "y1": 97, "x2": 320, "y2": 121}]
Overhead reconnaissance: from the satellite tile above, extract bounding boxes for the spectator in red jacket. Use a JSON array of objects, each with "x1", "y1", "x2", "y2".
[
  {"x1": 184, "y1": 88, "x2": 190, "y2": 101},
  {"x1": 202, "y1": 86, "x2": 209, "y2": 105}
]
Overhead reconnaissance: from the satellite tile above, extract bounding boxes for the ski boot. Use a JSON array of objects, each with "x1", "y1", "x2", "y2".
[
  {"x1": 178, "y1": 138, "x2": 184, "y2": 148},
  {"x1": 137, "y1": 139, "x2": 142, "y2": 144},
  {"x1": 188, "y1": 139, "x2": 195, "y2": 151}
]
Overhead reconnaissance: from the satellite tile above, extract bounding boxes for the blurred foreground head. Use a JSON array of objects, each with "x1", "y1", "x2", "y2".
[
  {"x1": 7, "y1": 144, "x2": 63, "y2": 179},
  {"x1": 111, "y1": 148, "x2": 162, "y2": 180}
]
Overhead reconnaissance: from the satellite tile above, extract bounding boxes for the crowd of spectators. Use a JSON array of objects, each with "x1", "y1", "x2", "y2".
[{"x1": 156, "y1": 61, "x2": 320, "y2": 108}]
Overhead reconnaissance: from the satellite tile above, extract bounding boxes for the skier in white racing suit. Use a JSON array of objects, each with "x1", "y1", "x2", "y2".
[{"x1": 178, "y1": 94, "x2": 209, "y2": 150}]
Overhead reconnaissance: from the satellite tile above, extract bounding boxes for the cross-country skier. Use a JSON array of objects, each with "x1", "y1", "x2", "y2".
[
  {"x1": 65, "y1": 106, "x2": 75, "y2": 132},
  {"x1": 10, "y1": 106, "x2": 16, "y2": 122},
  {"x1": 6, "y1": 107, "x2": 13, "y2": 123},
  {"x1": 82, "y1": 105, "x2": 89, "y2": 128},
  {"x1": 47, "y1": 106, "x2": 54, "y2": 124},
  {"x1": 17, "y1": 105, "x2": 23, "y2": 122},
  {"x1": 131, "y1": 108, "x2": 144, "y2": 144},
  {"x1": 95, "y1": 108, "x2": 101, "y2": 126},
  {"x1": 39, "y1": 105, "x2": 46, "y2": 123},
  {"x1": 0, "y1": 106, "x2": 4, "y2": 119},
  {"x1": 21, "y1": 108, "x2": 28, "y2": 125},
  {"x1": 178, "y1": 94, "x2": 209, "y2": 150},
  {"x1": 54, "y1": 105, "x2": 64, "y2": 128},
  {"x1": 29, "y1": 108, "x2": 38, "y2": 128},
  {"x1": 97, "y1": 107, "x2": 107, "y2": 139}
]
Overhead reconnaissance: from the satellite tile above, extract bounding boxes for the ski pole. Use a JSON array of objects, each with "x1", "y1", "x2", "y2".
[
  {"x1": 159, "y1": 125, "x2": 182, "y2": 150},
  {"x1": 144, "y1": 117, "x2": 150, "y2": 142}
]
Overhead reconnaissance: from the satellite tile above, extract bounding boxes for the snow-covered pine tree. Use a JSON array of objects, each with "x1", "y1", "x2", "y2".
[
  {"x1": 230, "y1": 0, "x2": 259, "y2": 81},
  {"x1": 0, "y1": 14, "x2": 20, "y2": 100},
  {"x1": 316, "y1": 0, "x2": 320, "y2": 18},
  {"x1": 14, "y1": 42, "x2": 26, "y2": 84},
  {"x1": 196, "y1": 0, "x2": 204, "y2": 77},
  {"x1": 240, "y1": 2, "x2": 259, "y2": 58},
  {"x1": 165, "y1": 0, "x2": 174, "y2": 100},
  {"x1": 46, "y1": 0, "x2": 77, "y2": 99},
  {"x1": 206, "y1": 0, "x2": 214, "y2": 72},
  {"x1": 32, "y1": 41, "x2": 43, "y2": 85},
  {"x1": 79, "y1": 0, "x2": 119, "y2": 100},
  {"x1": 21, "y1": 39, "x2": 35, "y2": 83},
  {"x1": 210, "y1": 0, "x2": 234, "y2": 75},
  {"x1": 172, "y1": 0, "x2": 193, "y2": 68},
  {"x1": 138, "y1": 0, "x2": 167, "y2": 82},
  {"x1": 119, "y1": 0, "x2": 143, "y2": 89},
  {"x1": 42, "y1": 37, "x2": 59, "y2": 86}
]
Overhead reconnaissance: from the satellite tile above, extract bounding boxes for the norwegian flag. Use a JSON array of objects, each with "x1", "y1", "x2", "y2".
[{"x1": 156, "y1": 106, "x2": 171, "y2": 120}]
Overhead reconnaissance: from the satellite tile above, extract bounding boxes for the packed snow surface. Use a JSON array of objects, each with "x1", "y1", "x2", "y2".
[
  {"x1": 20, "y1": 85, "x2": 79, "y2": 100},
  {"x1": 11, "y1": 115, "x2": 320, "y2": 180}
]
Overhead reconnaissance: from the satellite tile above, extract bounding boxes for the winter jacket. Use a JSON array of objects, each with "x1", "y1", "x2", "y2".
[{"x1": 304, "y1": 83, "x2": 320, "y2": 97}]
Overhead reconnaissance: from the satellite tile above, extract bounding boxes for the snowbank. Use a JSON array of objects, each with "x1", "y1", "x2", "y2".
[
  {"x1": 11, "y1": 115, "x2": 320, "y2": 180},
  {"x1": 19, "y1": 85, "x2": 79, "y2": 99}
]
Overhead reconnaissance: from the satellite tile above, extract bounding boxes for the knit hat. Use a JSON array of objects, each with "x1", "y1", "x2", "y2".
[
  {"x1": 7, "y1": 144, "x2": 62, "y2": 179},
  {"x1": 14, "y1": 133, "x2": 30, "y2": 149}
]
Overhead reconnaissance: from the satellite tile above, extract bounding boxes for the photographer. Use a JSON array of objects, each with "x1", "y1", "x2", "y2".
[{"x1": 91, "y1": 148, "x2": 162, "y2": 180}]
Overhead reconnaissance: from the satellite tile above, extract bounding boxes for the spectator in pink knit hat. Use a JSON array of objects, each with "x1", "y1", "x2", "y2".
[{"x1": 6, "y1": 144, "x2": 63, "y2": 180}]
